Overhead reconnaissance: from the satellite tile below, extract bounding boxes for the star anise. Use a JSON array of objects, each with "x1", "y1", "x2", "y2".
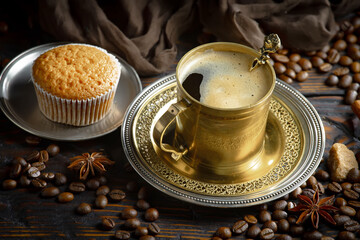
[
  {"x1": 289, "y1": 190, "x2": 338, "y2": 229},
  {"x1": 67, "y1": 152, "x2": 115, "y2": 180}
]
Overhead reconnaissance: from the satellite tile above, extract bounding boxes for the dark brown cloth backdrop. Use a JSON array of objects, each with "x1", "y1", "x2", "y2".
[{"x1": 38, "y1": 0, "x2": 360, "y2": 77}]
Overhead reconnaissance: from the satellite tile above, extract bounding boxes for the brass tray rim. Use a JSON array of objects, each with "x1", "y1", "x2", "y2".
[{"x1": 121, "y1": 74, "x2": 325, "y2": 207}]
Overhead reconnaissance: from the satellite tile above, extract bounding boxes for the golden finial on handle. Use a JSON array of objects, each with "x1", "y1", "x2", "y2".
[{"x1": 250, "y1": 33, "x2": 281, "y2": 71}]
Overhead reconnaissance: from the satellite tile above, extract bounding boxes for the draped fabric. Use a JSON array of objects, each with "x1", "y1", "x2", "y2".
[{"x1": 38, "y1": 0, "x2": 360, "y2": 76}]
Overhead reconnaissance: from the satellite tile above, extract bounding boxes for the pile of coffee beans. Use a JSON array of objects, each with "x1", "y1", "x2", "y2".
[
  {"x1": 211, "y1": 155, "x2": 360, "y2": 240},
  {"x1": 271, "y1": 14, "x2": 360, "y2": 107},
  {"x1": 1, "y1": 135, "x2": 161, "y2": 240}
]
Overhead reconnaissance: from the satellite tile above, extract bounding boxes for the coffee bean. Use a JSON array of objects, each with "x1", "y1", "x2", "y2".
[
  {"x1": 349, "y1": 83, "x2": 360, "y2": 91},
  {"x1": 9, "y1": 163, "x2": 22, "y2": 179},
  {"x1": 95, "y1": 175, "x2": 107, "y2": 185},
  {"x1": 258, "y1": 203, "x2": 268, "y2": 211},
  {"x1": 327, "y1": 49, "x2": 341, "y2": 64},
  {"x1": 339, "y1": 56, "x2": 353, "y2": 66},
  {"x1": 315, "y1": 169, "x2": 330, "y2": 181},
  {"x1": 76, "y1": 203, "x2": 92, "y2": 215},
  {"x1": 69, "y1": 182, "x2": 86, "y2": 193},
  {"x1": 126, "y1": 181, "x2": 138, "y2": 192},
  {"x1": 284, "y1": 68, "x2": 296, "y2": 79},
  {"x1": 31, "y1": 178, "x2": 47, "y2": 188},
  {"x1": 287, "y1": 201, "x2": 296, "y2": 211},
  {"x1": 350, "y1": 62, "x2": 360, "y2": 73},
  {"x1": 138, "y1": 187, "x2": 148, "y2": 200},
  {"x1": 40, "y1": 172, "x2": 55, "y2": 181},
  {"x1": 333, "y1": 67, "x2": 350, "y2": 76},
  {"x1": 328, "y1": 182, "x2": 342, "y2": 193},
  {"x1": 278, "y1": 219, "x2": 289, "y2": 233},
  {"x1": 26, "y1": 150, "x2": 40, "y2": 162},
  {"x1": 311, "y1": 56, "x2": 324, "y2": 67},
  {"x1": 319, "y1": 63, "x2": 333, "y2": 73},
  {"x1": 289, "y1": 53, "x2": 301, "y2": 62},
  {"x1": 109, "y1": 189, "x2": 126, "y2": 201},
  {"x1": 335, "y1": 197, "x2": 347, "y2": 207},
  {"x1": 321, "y1": 236, "x2": 335, "y2": 240},
  {"x1": 276, "y1": 234, "x2": 293, "y2": 240},
  {"x1": 325, "y1": 75, "x2": 339, "y2": 86},
  {"x1": 96, "y1": 185, "x2": 110, "y2": 196},
  {"x1": 122, "y1": 208, "x2": 138, "y2": 219},
  {"x1": 31, "y1": 162, "x2": 46, "y2": 171},
  {"x1": 347, "y1": 168, "x2": 360, "y2": 182},
  {"x1": 306, "y1": 50, "x2": 317, "y2": 56},
  {"x1": 46, "y1": 144, "x2": 60, "y2": 156},
  {"x1": 274, "y1": 62, "x2": 286, "y2": 74},
  {"x1": 354, "y1": 73, "x2": 360, "y2": 83},
  {"x1": 272, "y1": 210, "x2": 287, "y2": 220},
  {"x1": 344, "y1": 220, "x2": 360, "y2": 231},
  {"x1": 333, "y1": 39, "x2": 347, "y2": 51},
  {"x1": 342, "y1": 182, "x2": 353, "y2": 190},
  {"x1": 344, "y1": 189, "x2": 359, "y2": 200},
  {"x1": 28, "y1": 167, "x2": 41, "y2": 178},
  {"x1": 296, "y1": 71, "x2": 309, "y2": 82},
  {"x1": 25, "y1": 135, "x2": 41, "y2": 146},
  {"x1": 259, "y1": 210, "x2": 271, "y2": 223},
  {"x1": 306, "y1": 176, "x2": 318, "y2": 190},
  {"x1": 287, "y1": 62, "x2": 302, "y2": 73},
  {"x1": 139, "y1": 236, "x2": 155, "y2": 240},
  {"x1": 272, "y1": 54, "x2": 289, "y2": 63},
  {"x1": 148, "y1": 222, "x2": 161, "y2": 235},
  {"x1": 282, "y1": 194, "x2": 289, "y2": 201},
  {"x1": 341, "y1": 206, "x2": 356, "y2": 216},
  {"x1": 232, "y1": 220, "x2": 248, "y2": 234},
  {"x1": 95, "y1": 195, "x2": 108, "y2": 209},
  {"x1": 244, "y1": 214, "x2": 258, "y2": 224},
  {"x1": 278, "y1": 49, "x2": 289, "y2": 55},
  {"x1": 298, "y1": 58, "x2": 312, "y2": 70},
  {"x1": 124, "y1": 218, "x2": 141, "y2": 229},
  {"x1": 287, "y1": 215, "x2": 298, "y2": 225},
  {"x1": 247, "y1": 225, "x2": 261, "y2": 238},
  {"x1": 316, "y1": 51, "x2": 327, "y2": 59},
  {"x1": 214, "y1": 227, "x2": 232, "y2": 239},
  {"x1": 54, "y1": 173, "x2": 67, "y2": 186},
  {"x1": 19, "y1": 175, "x2": 31, "y2": 187},
  {"x1": 290, "y1": 187, "x2": 302, "y2": 199},
  {"x1": 102, "y1": 217, "x2": 115, "y2": 230},
  {"x1": 348, "y1": 200, "x2": 360, "y2": 208},
  {"x1": 144, "y1": 208, "x2": 159, "y2": 222},
  {"x1": 115, "y1": 230, "x2": 131, "y2": 239},
  {"x1": 2, "y1": 179, "x2": 17, "y2": 190},
  {"x1": 346, "y1": 34, "x2": 357, "y2": 43},
  {"x1": 135, "y1": 226, "x2": 148, "y2": 237},
  {"x1": 39, "y1": 150, "x2": 49, "y2": 163},
  {"x1": 352, "y1": 183, "x2": 360, "y2": 193},
  {"x1": 58, "y1": 192, "x2": 74, "y2": 203},
  {"x1": 137, "y1": 199, "x2": 150, "y2": 211},
  {"x1": 273, "y1": 200, "x2": 287, "y2": 211},
  {"x1": 86, "y1": 178, "x2": 100, "y2": 190},
  {"x1": 302, "y1": 188, "x2": 315, "y2": 199},
  {"x1": 289, "y1": 225, "x2": 304, "y2": 236},
  {"x1": 41, "y1": 186, "x2": 60, "y2": 198},
  {"x1": 334, "y1": 214, "x2": 351, "y2": 226},
  {"x1": 260, "y1": 228, "x2": 274, "y2": 240},
  {"x1": 279, "y1": 74, "x2": 293, "y2": 84},
  {"x1": 338, "y1": 231, "x2": 356, "y2": 240},
  {"x1": 345, "y1": 90, "x2": 358, "y2": 104},
  {"x1": 303, "y1": 230, "x2": 322, "y2": 240},
  {"x1": 12, "y1": 157, "x2": 27, "y2": 168},
  {"x1": 263, "y1": 220, "x2": 277, "y2": 232}
]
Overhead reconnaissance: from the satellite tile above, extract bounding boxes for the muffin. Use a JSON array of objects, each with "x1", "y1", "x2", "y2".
[{"x1": 32, "y1": 44, "x2": 121, "y2": 126}]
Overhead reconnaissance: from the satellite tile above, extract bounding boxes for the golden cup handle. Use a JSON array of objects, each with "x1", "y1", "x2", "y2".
[{"x1": 153, "y1": 100, "x2": 189, "y2": 161}]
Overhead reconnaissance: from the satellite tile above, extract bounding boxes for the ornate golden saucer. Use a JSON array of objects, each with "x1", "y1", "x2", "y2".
[{"x1": 121, "y1": 74, "x2": 325, "y2": 207}]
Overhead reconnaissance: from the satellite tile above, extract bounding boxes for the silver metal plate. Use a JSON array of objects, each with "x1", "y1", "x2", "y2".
[
  {"x1": 0, "y1": 43, "x2": 142, "y2": 141},
  {"x1": 121, "y1": 74, "x2": 325, "y2": 207}
]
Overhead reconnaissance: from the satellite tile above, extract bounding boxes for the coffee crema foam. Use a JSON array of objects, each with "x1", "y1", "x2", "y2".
[{"x1": 180, "y1": 50, "x2": 272, "y2": 109}]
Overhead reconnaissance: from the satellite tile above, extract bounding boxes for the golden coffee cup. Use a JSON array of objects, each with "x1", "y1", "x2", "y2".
[{"x1": 153, "y1": 38, "x2": 280, "y2": 183}]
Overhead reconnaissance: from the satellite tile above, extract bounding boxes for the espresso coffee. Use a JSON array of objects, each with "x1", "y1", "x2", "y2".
[{"x1": 180, "y1": 49, "x2": 271, "y2": 109}]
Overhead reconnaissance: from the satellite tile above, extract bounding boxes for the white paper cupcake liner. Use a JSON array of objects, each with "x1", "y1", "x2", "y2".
[{"x1": 31, "y1": 43, "x2": 121, "y2": 126}]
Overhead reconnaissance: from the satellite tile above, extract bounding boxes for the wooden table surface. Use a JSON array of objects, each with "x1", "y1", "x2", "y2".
[{"x1": 1, "y1": 7, "x2": 360, "y2": 240}]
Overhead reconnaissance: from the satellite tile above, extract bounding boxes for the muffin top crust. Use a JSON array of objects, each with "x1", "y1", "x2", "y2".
[{"x1": 32, "y1": 44, "x2": 120, "y2": 100}]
